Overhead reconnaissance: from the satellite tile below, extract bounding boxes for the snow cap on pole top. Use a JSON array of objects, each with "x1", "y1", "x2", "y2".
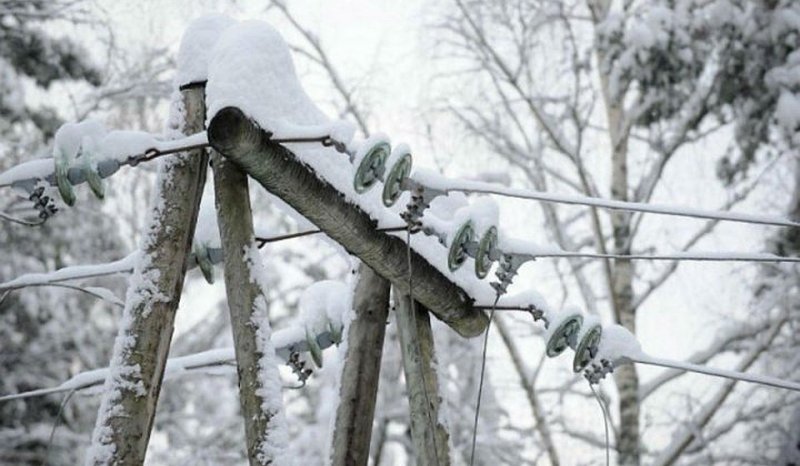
[
  {"x1": 206, "y1": 19, "x2": 329, "y2": 135},
  {"x1": 176, "y1": 14, "x2": 236, "y2": 88}
]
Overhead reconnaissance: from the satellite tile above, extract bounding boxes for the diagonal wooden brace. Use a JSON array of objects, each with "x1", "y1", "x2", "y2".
[{"x1": 207, "y1": 107, "x2": 488, "y2": 338}]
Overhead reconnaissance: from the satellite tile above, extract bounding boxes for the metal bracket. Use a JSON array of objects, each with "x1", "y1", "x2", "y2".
[
  {"x1": 584, "y1": 359, "x2": 614, "y2": 385},
  {"x1": 490, "y1": 252, "x2": 535, "y2": 295}
]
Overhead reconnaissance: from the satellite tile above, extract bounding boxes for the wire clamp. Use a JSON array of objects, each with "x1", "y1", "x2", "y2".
[
  {"x1": 490, "y1": 252, "x2": 533, "y2": 295},
  {"x1": 28, "y1": 186, "x2": 58, "y2": 221},
  {"x1": 584, "y1": 359, "x2": 614, "y2": 385},
  {"x1": 286, "y1": 351, "x2": 313, "y2": 388}
]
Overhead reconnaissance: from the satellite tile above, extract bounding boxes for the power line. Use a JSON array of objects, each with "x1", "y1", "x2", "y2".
[
  {"x1": 409, "y1": 175, "x2": 800, "y2": 228},
  {"x1": 629, "y1": 354, "x2": 800, "y2": 392}
]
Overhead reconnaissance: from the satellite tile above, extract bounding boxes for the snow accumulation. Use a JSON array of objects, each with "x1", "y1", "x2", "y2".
[
  {"x1": 299, "y1": 280, "x2": 352, "y2": 337},
  {"x1": 0, "y1": 316, "x2": 349, "y2": 404},
  {"x1": 193, "y1": 191, "x2": 221, "y2": 248},
  {"x1": 204, "y1": 17, "x2": 502, "y2": 304},
  {"x1": 243, "y1": 243, "x2": 291, "y2": 464},
  {"x1": 543, "y1": 304, "x2": 582, "y2": 341},
  {"x1": 0, "y1": 253, "x2": 137, "y2": 290},
  {"x1": 0, "y1": 126, "x2": 207, "y2": 189},
  {"x1": 416, "y1": 169, "x2": 800, "y2": 228},
  {"x1": 594, "y1": 324, "x2": 643, "y2": 364},
  {"x1": 175, "y1": 14, "x2": 236, "y2": 87}
]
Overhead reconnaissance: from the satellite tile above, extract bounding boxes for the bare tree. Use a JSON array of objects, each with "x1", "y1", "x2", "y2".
[{"x1": 433, "y1": 0, "x2": 800, "y2": 464}]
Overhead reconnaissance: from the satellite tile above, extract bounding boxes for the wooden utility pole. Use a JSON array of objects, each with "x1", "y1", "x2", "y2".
[
  {"x1": 87, "y1": 85, "x2": 208, "y2": 465},
  {"x1": 395, "y1": 292, "x2": 451, "y2": 466},
  {"x1": 207, "y1": 106, "x2": 488, "y2": 338},
  {"x1": 212, "y1": 151, "x2": 287, "y2": 465},
  {"x1": 329, "y1": 264, "x2": 391, "y2": 465}
]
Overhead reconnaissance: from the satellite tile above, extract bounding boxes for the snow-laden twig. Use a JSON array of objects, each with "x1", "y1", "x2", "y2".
[
  {"x1": 0, "y1": 254, "x2": 137, "y2": 291},
  {"x1": 0, "y1": 209, "x2": 44, "y2": 226},
  {"x1": 0, "y1": 324, "x2": 341, "y2": 403}
]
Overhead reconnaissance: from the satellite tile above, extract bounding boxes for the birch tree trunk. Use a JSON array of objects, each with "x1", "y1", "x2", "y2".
[
  {"x1": 330, "y1": 264, "x2": 391, "y2": 466},
  {"x1": 590, "y1": 1, "x2": 640, "y2": 462},
  {"x1": 212, "y1": 152, "x2": 289, "y2": 465},
  {"x1": 86, "y1": 86, "x2": 208, "y2": 465},
  {"x1": 395, "y1": 292, "x2": 451, "y2": 466}
]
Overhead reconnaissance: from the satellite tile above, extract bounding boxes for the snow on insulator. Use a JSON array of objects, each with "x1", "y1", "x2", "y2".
[
  {"x1": 352, "y1": 133, "x2": 390, "y2": 194},
  {"x1": 204, "y1": 20, "x2": 499, "y2": 304},
  {"x1": 428, "y1": 189, "x2": 469, "y2": 219},
  {"x1": 594, "y1": 324, "x2": 642, "y2": 365},
  {"x1": 470, "y1": 197, "x2": 500, "y2": 279},
  {"x1": 54, "y1": 119, "x2": 107, "y2": 162},
  {"x1": 382, "y1": 143, "x2": 413, "y2": 207},
  {"x1": 53, "y1": 119, "x2": 107, "y2": 205},
  {"x1": 445, "y1": 205, "x2": 474, "y2": 272},
  {"x1": 299, "y1": 280, "x2": 353, "y2": 367},
  {"x1": 543, "y1": 305, "x2": 584, "y2": 357},
  {"x1": 572, "y1": 315, "x2": 602, "y2": 373},
  {"x1": 193, "y1": 193, "x2": 221, "y2": 249}
]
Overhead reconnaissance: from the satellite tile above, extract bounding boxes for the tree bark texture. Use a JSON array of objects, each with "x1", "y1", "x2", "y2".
[
  {"x1": 329, "y1": 264, "x2": 391, "y2": 466},
  {"x1": 86, "y1": 86, "x2": 208, "y2": 465},
  {"x1": 212, "y1": 152, "x2": 286, "y2": 465},
  {"x1": 395, "y1": 292, "x2": 451, "y2": 466}
]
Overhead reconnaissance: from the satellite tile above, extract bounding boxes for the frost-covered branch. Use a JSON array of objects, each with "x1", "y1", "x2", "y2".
[
  {"x1": 0, "y1": 323, "x2": 342, "y2": 403},
  {"x1": 652, "y1": 315, "x2": 787, "y2": 466},
  {"x1": 494, "y1": 316, "x2": 561, "y2": 466},
  {"x1": 0, "y1": 254, "x2": 136, "y2": 291},
  {"x1": 639, "y1": 319, "x2": 772, "y2": 401}
]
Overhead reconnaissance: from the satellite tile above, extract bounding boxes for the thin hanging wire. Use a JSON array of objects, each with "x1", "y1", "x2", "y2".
[
  {"x1": 0, "y1": 210, "x2": 44, "y2": 226},
  {"x1": 255, "y1": 226, "x2": 406, "y2": 248},
  {"x1": 589, "y1": 383, "x2": 610, "y2": 466},
  {"x1": 469, "y1": 294, "x2": 499, "y2": 466}
]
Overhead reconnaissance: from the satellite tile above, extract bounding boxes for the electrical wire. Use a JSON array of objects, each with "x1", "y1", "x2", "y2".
[
  {"x1": 589, "y1": 383, "x2": 611, "y2": 466},
  {"x1": 256, "y1": 227, "x2": 800, "y2": 263},
  {"x1": 0, "y1": 210, "x2": 44, "y2": 226},
  {"x1": 469, "y1": 294, "x2": 499, "y2": 466},
  {"x1": 439, "y1": 180, "x2": 800, "y2": 228},
  {"x1": 629, "y1": 354, "x2": 800, "y2": 392},
  {"x1": 533, "y1": 251, "x2": 800, "y2": 263},
  {"x1": 255, "y1": 225, "x2": 406, "y2": 248}
]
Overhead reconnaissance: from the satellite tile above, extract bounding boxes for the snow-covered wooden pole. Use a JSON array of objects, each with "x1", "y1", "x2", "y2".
[
  {"x1": 207, "y1": 106, "x2": 488, "y2": 338},
  {"x1": 212, "y1": 151, "x2": 289, "y2": 465},
  {"x1": 395, "y1": 291, "x2": 451, "y2": 466},
  {"x1": 329, "y1": 264, "x2": 391, "y2": 465},
  {"x1": 86, "y1": 85, "x2": 208, "y2": 465}
]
